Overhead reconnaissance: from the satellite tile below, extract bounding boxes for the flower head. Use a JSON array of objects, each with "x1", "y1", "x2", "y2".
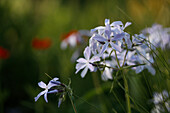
[
  {"x1": 75, "y1": 46, "x2": 100, "y2": 78},
  {"x1": 151, "y1": 90, "x2": 170, "y2": 113},
  {"x1": 142, "y1": 24, "x2": 170, "y2": 49},
  {"x1": 90, "y1": 19, "x2": 132, "y2": 55},
  {"x1": 34, "y1": 77, "x2": 60, "y2": 102}
]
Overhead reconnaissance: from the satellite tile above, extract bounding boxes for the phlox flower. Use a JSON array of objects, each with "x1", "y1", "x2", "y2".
[
  {"x1": 75, "y1": 46, "x2": 100, "y2": 78},
  {"x1": 34, "y1": 77, "x2": 60, "y2": 102},
  {"x1": 89, "y1": 36, "x2": 102, "y2": 55},
  {"x1": 90, "y1": 19, "x2": 132, "y2": 55},
  {"x1": 135, "y1": 50, "x2": 155, "y2": 75},
  {"x1": 91, "y1": 19, "x2": 125, "y2": 53},
  {"x1": 142, "y1": 24, "x2": 170, "y2": 49},
  {"x1": 130, "y1": 34, "x2": 155, "y2": 75},
  {"x1": 151, "y1": 90, "x2": 170, "y2": 113}
]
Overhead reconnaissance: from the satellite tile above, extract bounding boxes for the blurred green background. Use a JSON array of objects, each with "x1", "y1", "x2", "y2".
[{"x1": 0, "y1": 0, "x2": 170, "y2": 113}]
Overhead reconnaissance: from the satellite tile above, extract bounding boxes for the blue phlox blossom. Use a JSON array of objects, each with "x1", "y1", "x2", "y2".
[
  {"x1": 89, "y1": 35, "x2": 102, "y2": 55},
  {"x1": 91, "y1": 19, "x2": 124, "y2": 52},
  {"x1": 110, "y1": 21, "x2": 132, "y2": 31},
  {"x1": 135, "y1": 52, "x2": 155, "y2": 75},
  {"x1": 75, "y1": 46, "x2": 100, "y2": 78},
  {"x1": 123, "y1": 51, "x2": 137, "y2": 67},
  {"x1": 90, "y1": 19, "x2": 133, "y2": 55},
  {"x1": 132, "y1": 34, "x2": 146, "y2": 46},
  {"x1": 151, "y1": 90, "x2": 170, "y2": 113},
  {"x1": 34, "y1": 77, "x2": 60, "y2": 103},
  {"x1": 142, "y1": 24, "x2": 170, "y2": 49},
  {"x1": 92, "y1": 33, "x2": 122, "y2": 54}
]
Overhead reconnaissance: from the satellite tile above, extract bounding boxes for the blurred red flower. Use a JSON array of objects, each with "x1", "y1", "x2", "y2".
[
  {"x1": 0, "y1": 46, "x2": 10, "y2": 59},
  {"x1": 61, "y1": 30, "x2": 79, "y2": 40},
  {"x1": 32, "y1": 37, "x2": 52, "y2": 50},
  {"x1": 60, "y1": 30, "x2": 81, "y2": 49}
]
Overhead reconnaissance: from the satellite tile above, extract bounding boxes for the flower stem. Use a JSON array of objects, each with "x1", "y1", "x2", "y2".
[
  {"x1": 123, "y1": 72, "x2": 131, "y2": 113},
  {"x1": 114, "y1": 50, "x2": 120, "y2": 68},
  {"x1": 68, "y1": 93, "x2": 78, "y2": 113}
]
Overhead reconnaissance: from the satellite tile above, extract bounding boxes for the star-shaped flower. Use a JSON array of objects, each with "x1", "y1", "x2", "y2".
[
  {"x1": 75, "y1": 46, "x2": 100, "y2": 78},
  {"x1": 92, "y1": 19, "x2": 124, "y2": 54},
  {"x1": 34, "y1": 77, "x2": 60, "y2": 102}
]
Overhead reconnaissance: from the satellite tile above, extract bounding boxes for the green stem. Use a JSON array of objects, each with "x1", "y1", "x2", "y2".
[
  {"x1": 92, "y1": 73, "x2": 108, "y2": 113},
  {"x1": 122, "y1": 50, "x2": 128, "y2": 67},
  {"x1": 68, "y1": 93, "x2": 78, "y2": 113},
  {"x1": 123, "y1": 72, "x2": 131, "y2": 113},
  {"x1": 114, "y1": 50, "x2": 120, "y2": 68}
]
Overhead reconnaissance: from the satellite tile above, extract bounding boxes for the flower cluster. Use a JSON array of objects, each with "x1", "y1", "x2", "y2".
[
  {"x1": 34, "y1": 77, "x2": 70, "y2": 107},
  {"x1": 75, "y1": 19, "x2": 156, "y2": 80},
  {"x1": 151, "y1": 90, "x2": 170, "y2": 113},
  {"x1": 142, "y1": 24, "x2": 170, "y2": 50}
]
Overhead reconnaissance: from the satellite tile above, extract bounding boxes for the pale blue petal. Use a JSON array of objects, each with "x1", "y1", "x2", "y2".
[
  {"x1": 76, "y1": 63, "x2": 86, "y2": 69},
  {"x1": 105, "y1": 25, "x2": 111, "y2": 39},
  {"x1": 84, "y1": 47, "x2": 91, "y2": 60},
  {"x1": 125, "y1": 37, "x2": 132, "y2": 48},
  {"x1": 48, "y1": 77, "x2": 61, "y2": 88},
  {"x1": 38, "y1": 81, "x2": 46, "y2": 89},
  {"x1": 44, "y1": 92, "x2": 48, "y2": 103},
  {"x1": 52, "y1": 77, "x2": 59, "y2": 81},
  {"x1": 81, "y1": 67, "x2": 88, "y2": 78},
  {"x1": 146, "y1": 65, "x2": 156, "y2": 75},
  {"x1": 105, "y1": 19, "x2": 110, "y2": 25},
  {"x1": 34, "y1": 90, "x2": 46, "y2": 102},
  {"x1": 89, "y1": 56, "x2": 100, "y2": 63},
  {"x1": 48, "y1": 89, "x2": 58, "y2": 94},
  {"x1": 93, "y1": 35, "x2": 107, "y2": 42},
  {"x1": 58, "y1": 98, "x2": 62, "y2": 108},
  {"x1": 75, "y1": 63, "x2": 86, "y2": 74},
  {"x1": 136, "y1": 66, "x2": 144, "y2": 74},
  {"x1": 77, "y1": 58, "x2": 87, "y2": 63},
  {"x1": 127, "y1": 61, "x2": 136, "y2": 66},
  {"x1": 100, "y1": 43, "x2": 109, "y2": 54},
  {"x1": 102, "y1": 68, "x2": 113, "y2": 81},
  {"x1": 127, "y1": 51, "x2": 136, "y2": 59},
  {"x1": 112, "y1": 33, "x2": 124, "y2": 41},
  {"x1": 90, "y1": 26, "x2": 105, "y2": 33},
  {"x1": 110, "y1": 21, "x2": 123, "y2": 26},
  {"x1": 88, "y1": 64, "x2": 94, "y2": 72},
  {"x1": 110, "y1": 42, "x2": 122, "y2": 52},
  {"x1": 48, "y1": 82, "x2": 58, "y2": 89},
  {"x1": 124, "y1": 22, "x2": 132, "y2": 29}
]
